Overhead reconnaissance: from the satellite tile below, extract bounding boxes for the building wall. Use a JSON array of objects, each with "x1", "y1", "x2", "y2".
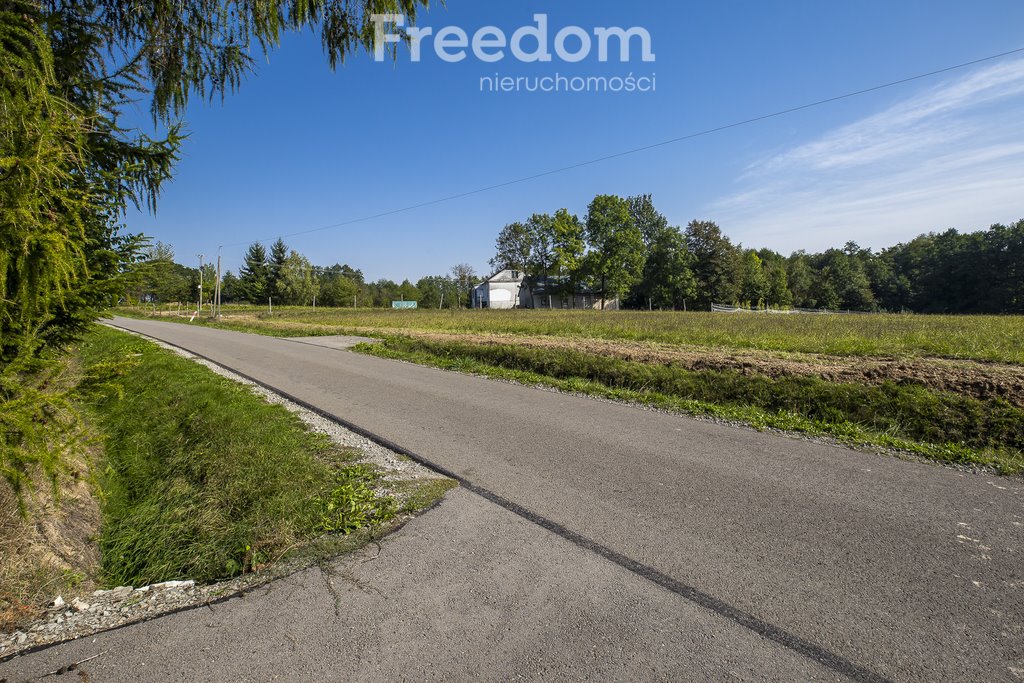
[
  {"x1": 473, "y1": 270, "x2": 525, "y2": 308},
  {"x1": 485, "y1": 281, "x2": 521, "y2": 309},
  {"x1": 521, "y1": 292, "x2": 618, "y2": 310}
]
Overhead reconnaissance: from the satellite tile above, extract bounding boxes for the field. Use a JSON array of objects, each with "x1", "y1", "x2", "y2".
[
  {"x1": 117, "y1": 306, "x2": 1024, "y2": 473},
  {"x1": 130, "y1": 305, "x2": 1024, "y2": 361}
]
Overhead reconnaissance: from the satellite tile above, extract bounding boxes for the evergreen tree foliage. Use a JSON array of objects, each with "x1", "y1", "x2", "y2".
[
  {"x1": 1, "y1": 0, "x2": 431, "y2": 494},
  {"x1": 238, "y1": 242, "x2": 269, "y2": 303},
  {"x1": 267, "y1": 238, "x2": 289, "y2": 301},
  {"x1": 219, "y1": 271, "x2": 242, "y2": 302}
]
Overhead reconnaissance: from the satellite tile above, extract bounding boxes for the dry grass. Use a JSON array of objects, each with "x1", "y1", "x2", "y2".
[
  {"x1": 0, "y1": 342, "x2": 103, "y2": 634},
  {"x1": 0, "y1": 449, "x2": 101, "y2": 632}
]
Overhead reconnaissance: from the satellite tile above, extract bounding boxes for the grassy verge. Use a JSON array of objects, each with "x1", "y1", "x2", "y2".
[
  {"x1": 357, "y1": 337, "x2": 1024, "y2": 474},
  {"x1": 77, "y1": 326, "x2": 445, "y2": 588},
  {"x1": 114, "y1": 305, "x2": 1024, "y2": 363}
]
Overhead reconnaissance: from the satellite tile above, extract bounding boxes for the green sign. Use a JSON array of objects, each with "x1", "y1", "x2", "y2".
[{"x1": 392, "y1": 301, "x2": 418, "y2": 309}]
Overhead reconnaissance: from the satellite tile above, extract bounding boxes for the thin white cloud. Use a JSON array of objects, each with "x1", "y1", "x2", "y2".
[
  {"x1": 710, "y1": 58, "x2": 1024, "y2": 252},
  {"x1": 752, "y1": 59, "x2": 1024, "y2": 174}
]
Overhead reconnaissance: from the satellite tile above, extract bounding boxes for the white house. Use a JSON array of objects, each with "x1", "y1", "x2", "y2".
[
  {"x1": 472, "y1": 271, "x2": 618, "y2": 309},
  {"x1": 471, "y1": 269, "x2": 526, "y2": 309}
]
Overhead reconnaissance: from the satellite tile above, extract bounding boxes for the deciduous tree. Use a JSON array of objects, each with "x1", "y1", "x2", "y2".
[
  {"x1": 684, "y1": 220, "x2": 740, "y2": 309},
  {"x1": 635, "y1": 226, "x2": 696, "y2": 310},
  {"x1": 277, "y1": 251, "x2": 319, "y2": 306},
  {"x1": 450, "y1": 263, "x2": 477, "y2": 309},
  {"x1": 738, "y1": 250, "x2": 769, "y2": 308},
  {"x1": 490, "y1": 222, "x2": 532, "y2": 272},
  {"x1": 627, "y1": 194, "x2": 669, "y2": 246},
  {"x1": 551, "y1": 208, "x2": 586, "y2": 304},
  {"x1": 584, "y1": 195, "x2": 644, "y2": 308}
]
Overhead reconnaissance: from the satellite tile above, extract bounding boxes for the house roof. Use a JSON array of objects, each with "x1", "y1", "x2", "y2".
[{"x1": 481, "y1": 268, "x2": 526, "y2": 284}]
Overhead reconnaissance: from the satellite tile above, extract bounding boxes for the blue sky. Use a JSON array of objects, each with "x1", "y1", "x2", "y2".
[{"x1": 126, "y1": 1, "x2": 1024, "y2": 281}]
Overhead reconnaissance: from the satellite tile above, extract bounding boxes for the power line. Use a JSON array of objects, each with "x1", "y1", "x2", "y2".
[{"x1": 220, "y1": 45, "x2": 1024, "y2": 250}]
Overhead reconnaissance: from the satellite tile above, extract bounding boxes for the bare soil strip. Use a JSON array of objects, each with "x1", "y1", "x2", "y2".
[{"x1": 395, "y1": 331, "x2": 1024, "y2": 407}]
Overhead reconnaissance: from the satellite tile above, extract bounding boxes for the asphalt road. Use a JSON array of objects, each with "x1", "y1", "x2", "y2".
[{"x1": 4, "y1": 317, "x2": 1022, "y2": 682}]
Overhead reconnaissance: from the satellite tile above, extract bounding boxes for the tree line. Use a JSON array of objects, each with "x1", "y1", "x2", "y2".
[
  {"x1": 488, "y1": 194, "x2": 1024, "y2": 313},
  {"x1": 130, "y1": 238, "x2": 482, "y2": 309},
  {"x1": 133, "y1": 199, "x2": 1023, "y2": 314}
]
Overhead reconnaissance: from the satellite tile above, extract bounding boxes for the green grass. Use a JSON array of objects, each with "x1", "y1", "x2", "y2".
[
  {"x1": 77, "y1": 326, "x2": 420, "y2": 587},
  {"x1": 115, "y1": 305, "x2": 1024, "y2": 363},
  {"x1": 358, "y1": 337, "x2": 1024, "y2": 474}
]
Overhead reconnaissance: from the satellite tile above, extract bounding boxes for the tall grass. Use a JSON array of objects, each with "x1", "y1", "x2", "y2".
[
  {"x1": 79, "y1": 327, "x2": 396, "y2": 587},
  {"x1": 118, "y1": 306, "x2": 1024, "y2": 363}
]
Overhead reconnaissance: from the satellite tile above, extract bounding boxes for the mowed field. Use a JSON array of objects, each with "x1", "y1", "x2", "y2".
[{"x1": 118, "y1": 306, "x2": 1024, "y2": 473}]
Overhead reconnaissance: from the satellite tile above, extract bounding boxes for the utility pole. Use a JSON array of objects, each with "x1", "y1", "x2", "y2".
[
  {"x1": 196, "y1": 253, "x2": 204, "y2": 313},
  {"x1": 214, "y1": 252, "x2": 222, "y2": 318}
]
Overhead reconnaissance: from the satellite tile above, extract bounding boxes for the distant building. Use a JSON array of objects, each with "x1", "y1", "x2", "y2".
[
  {"x1": 519, "y1": 275, "x2": 608, "y2": 309},
  {"x1": 472, "y1": 271, "x2": 615, "y2": 309},
  {"x1": 471, "y1": 269, "x2": 525, "y2": 309}
]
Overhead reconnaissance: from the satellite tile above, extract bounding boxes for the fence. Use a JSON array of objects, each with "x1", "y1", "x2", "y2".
[{"x1": 710, "y1": 303, "x2": 870, "y2": 315}]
